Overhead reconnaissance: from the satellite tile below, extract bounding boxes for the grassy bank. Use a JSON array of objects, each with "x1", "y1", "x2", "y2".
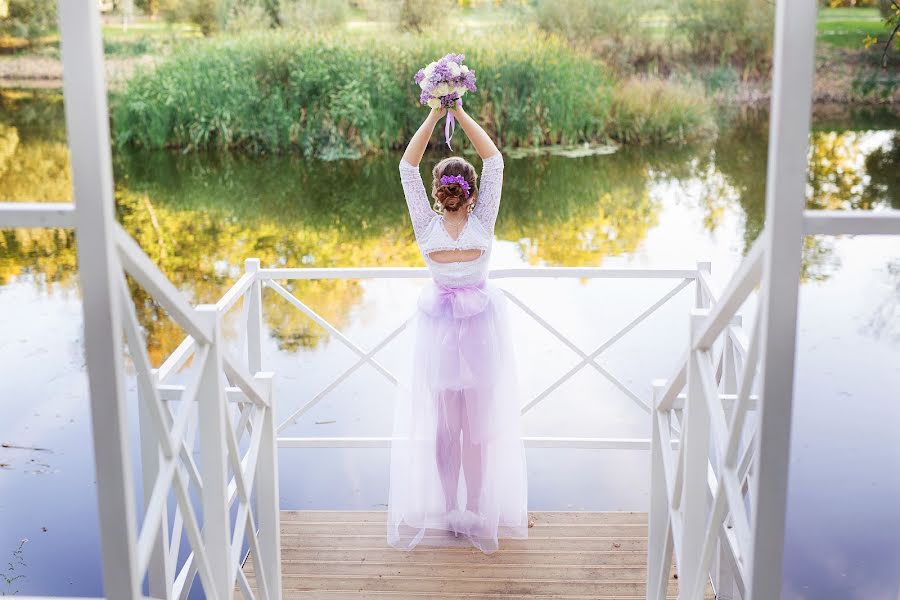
[{"x1": 111, "y1": 29, "x2": 716, "y2": 157}]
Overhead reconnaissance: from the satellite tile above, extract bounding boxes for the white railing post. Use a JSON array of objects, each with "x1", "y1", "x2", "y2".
[
  {"x1": 57, "y1": 2, "x2": 142, "y2": 597},
  {"x1": 196, "y1": 305, "x2": 232, "y2": 600},
  {"x1": 749, "y1": 1, "x2": 818, "y2": 598},
  {"x1": 138, "y1": 368, "x2": 173, "y2": 599},
  {"x1": 245, "y1": 258, "x2": 263, "y2": 374},
  {"x1": 648, "y1": 380, "x2": 673, "y2": 600},
  {"x1": 695, "y1": 260, "x2": 711, "y2": 309},
  {"x1": 713, "y1": 316, "x2": 741, "y2": 600},
  {"x1": 254, "y1": 372, "x2": 282, "y2": 600},
  {"x1": 680, "y1": 309, "x2": 711, "y2": 598}
]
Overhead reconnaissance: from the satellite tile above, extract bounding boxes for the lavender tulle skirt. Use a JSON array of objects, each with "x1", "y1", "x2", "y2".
[{"x1": 387, "y1": 279, "x2": 529, "y2": 554}]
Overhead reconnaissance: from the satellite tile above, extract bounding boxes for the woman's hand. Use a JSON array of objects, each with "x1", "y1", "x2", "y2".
[{"x1": 430, "y1": 107, "x2": 447, "y2": 119}]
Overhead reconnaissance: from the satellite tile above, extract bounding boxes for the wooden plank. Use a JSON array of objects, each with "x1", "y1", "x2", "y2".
[
  {"x1": 246, "y1": 562, "x2": 661, "y2": 580},
  {"x1": 244, "y1": 574, "x2": 678, "y2": 596},
  {"x1": 240, "y1": 511, "x2": 716, "y2": 598},
  {"x1": 280, "y1": 511, "x2": 647, "y2": 525},
  {"x1": 240, "y1": 591, "x2": 681, "y2": 600},
  {"x1": 278, "y1": 534, "x2": 649, "y2": 552},
  {"x1": 280, "y1": 522, "x2": 648, "y2": 538},
  {"x1": 276, "y1": 548, "x2": 650, "y2": 566}
]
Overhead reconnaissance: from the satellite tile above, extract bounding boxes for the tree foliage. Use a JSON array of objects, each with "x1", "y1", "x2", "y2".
[{"x1": 0, "y1": 0, "x2": 56, "y2": 40}]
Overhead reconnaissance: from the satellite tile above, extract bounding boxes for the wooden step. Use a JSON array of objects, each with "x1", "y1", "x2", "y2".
[
  {"x1": 245, "y1": 560, "x2": 661, "y2": 580},
  {"x1": 272, "y1": 593, "x2": 679, "y2": 600},
  {"x1": 280, "y1": 510, "x2": 648, "y2": 525},
  {"x1": 244, "y1": 574, "x2": 679, "y2": 596},
  {"x1": 277, "y1": 548, "x2": 650, "y2": 565},
  {"x1": 278, "y1": 533, "x2": 649, "y2": 551},
  {"x1": 238, "y1": 510, "x2": 713, "y2": 598},
  {"x1": 281, "y1": 521, "x2": 648, "y2": 538}
]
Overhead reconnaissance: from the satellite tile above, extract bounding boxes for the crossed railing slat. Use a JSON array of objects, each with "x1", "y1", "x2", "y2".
[
  {"x1": 114, "y1": 222, "x2": 281, "y2": 600},
  {"x1": 648, "y1": 234, "x2": 766, "y2": 600},
  {"x1": 266, "y1": 273, "x2": 694, "y2": 435}
]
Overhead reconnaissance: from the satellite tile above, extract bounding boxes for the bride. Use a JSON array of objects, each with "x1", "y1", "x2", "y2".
[{"x1": 387, "y1": 104, "x2": 529, "y2": 554}]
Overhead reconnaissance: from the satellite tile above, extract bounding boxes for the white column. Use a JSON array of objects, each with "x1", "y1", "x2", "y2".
[
  {"x1": 254, "y1": 372, "x2": 282, "y2": 599},
  {"x1": 245, "y1": 258, "x2": 263, "y2": 374},
  {"x1": 680, "y1": 309, "x2": 711, "y2": 599},
  {"x1": 714, "y1": 317, "x2": 740, "y2": 600},
  {"x1": 647, "y1": 381, "x2": 673, "y2": 600},
  {"x1": 197, "y1": 305, "x2": 232, "y2": 600},
  {"x1": 695, "y1": 260, "x2": 711, "y2": 309},
  {"x1": 749, "y1": 1, "x2": 818, "y2": 599},
  {"x1": 58, "y1": 2, "x2": 141, "y2": 597},
  {"x1": 138, "y1": 369, "x2": 173, "y2": 599}
]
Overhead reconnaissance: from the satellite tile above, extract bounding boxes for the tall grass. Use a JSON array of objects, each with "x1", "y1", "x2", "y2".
[
  {"x1": 111, "y1": 28, "x2": 614, "y2": 157},
  {"x1": 608, "y1": 77, "x2": 717, "y2": 145},
  {"x1": 671, "y1": 0, "x2": 774, "y2": 73}
]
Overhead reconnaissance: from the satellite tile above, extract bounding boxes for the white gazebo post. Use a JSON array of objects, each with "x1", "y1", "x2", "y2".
[
  {"x1": 57, "y1": 1, "x2": 141, "y2": 597},
  {"x1": 748, "y1": 1, "x2": 818, "y2": 599}
]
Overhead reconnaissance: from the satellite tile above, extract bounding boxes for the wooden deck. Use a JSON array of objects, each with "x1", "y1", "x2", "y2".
[{"x1": 239, "y1": 511, "x2": 713, "y2": 599}]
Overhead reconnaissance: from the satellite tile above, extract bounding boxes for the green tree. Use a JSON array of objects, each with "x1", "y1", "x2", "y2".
[{"x1": 0, "y1": 0, "x2": 56, "y2": 40}]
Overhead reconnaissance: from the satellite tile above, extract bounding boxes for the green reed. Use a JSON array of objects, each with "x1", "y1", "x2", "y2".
[{"x1": 111, "y1": 28, "x2": 619, "y2": 157}]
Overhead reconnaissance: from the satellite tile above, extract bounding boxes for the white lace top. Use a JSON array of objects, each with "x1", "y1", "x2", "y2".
[{"x1": 399, "y1": 153, "x2": 504, "y2": 287}]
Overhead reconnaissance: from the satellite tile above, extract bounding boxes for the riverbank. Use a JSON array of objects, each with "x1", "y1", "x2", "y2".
[{"x1": 2, "y1": 43, "x2": 896, "y2": 103}]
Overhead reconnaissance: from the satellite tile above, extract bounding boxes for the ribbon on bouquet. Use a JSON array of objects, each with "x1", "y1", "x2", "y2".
[{"x1": 444, "y1": 98, "x2": 462, "y2": 150}]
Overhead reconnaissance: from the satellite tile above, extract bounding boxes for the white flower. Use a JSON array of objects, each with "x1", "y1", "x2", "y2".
[
  {"x1": 426, "y1": 98, "x2": 442, "y2": 109},
  {"x1": 449, "y1": 62, "x2": 461, "y2": 77},
  {"x1": 424, "y1": 62, "x2": 437, "y2": 76},
  {"x1": 455, "y1": 86, "x2": 467, "y2": 97},
  {"x1": 461, "y1": 65, "x2": 469, "y2": 73},
  {"x1": 433, "y1": 83, "x2": 451, "y2": 97},
  {"x1": 419, "y1": 78, "x2": 429, "y2": 90}
]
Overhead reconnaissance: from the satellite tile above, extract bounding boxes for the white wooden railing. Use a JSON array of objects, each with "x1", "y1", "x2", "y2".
[
  {"x1": 123, "y1": 234, "x2": 282, "y2": 600},
  {"x1": 220, "y1": 263, "x2": 709, "y2": 452},
  {"x1": 646, "y1": 234, "x2": 765, "y2": 600},
  {"x1": 130, "y1": 259, "x2": 710, "y2": 598},
  {"x1": 0, "y1": 4, "x2": 284, "y2": 599}
]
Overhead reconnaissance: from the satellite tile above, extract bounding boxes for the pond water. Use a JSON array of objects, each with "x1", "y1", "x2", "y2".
[{"x1": 1, "y1": 88, "x2": 899, "y2": 598}]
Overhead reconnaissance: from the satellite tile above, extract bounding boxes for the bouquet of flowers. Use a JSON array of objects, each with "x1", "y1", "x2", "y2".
[{"x1": 414, "y1": 53, "x2": 477, "y2": 149}]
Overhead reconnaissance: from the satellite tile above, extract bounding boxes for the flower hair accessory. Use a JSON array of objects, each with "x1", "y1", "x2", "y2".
[{"x1": 439, "y1": 175, "x2": 470, "y2": 198}]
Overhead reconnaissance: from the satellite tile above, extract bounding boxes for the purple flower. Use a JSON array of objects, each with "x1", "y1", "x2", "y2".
[
  {"x1": 463, "y1": 70, "x2": 477, "y2": 91},
  {"x1": 439, "y1": 174, "x2": 471, "y2": 197},
  {"x1": 414, "y1": 69, "x2": 425, "y2": 85}
]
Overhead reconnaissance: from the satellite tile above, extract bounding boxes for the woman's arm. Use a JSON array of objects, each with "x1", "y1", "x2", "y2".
[
  {"x1": 401, "y1": 108, "x2": 446, "y2": 167},
  {"x1": 400, "y1": 109, "x2": 445, "y2": 240},
  {"x1": 451, "y1": 104, "x2": 500, "y2": 160}
]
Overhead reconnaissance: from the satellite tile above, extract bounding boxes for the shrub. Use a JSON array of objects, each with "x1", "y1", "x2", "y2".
[
  {"x1": 535, "y1": 0, "x2": 641, "y2": 44},
  {"x1": 111, "y1": 29, "x2": 615, "y2": 157},
  {"x1": 0, "y1": 0, "x2": 56, "y2": 40},
  {"x1": 607, "y1": 77, "x2": 716, "y2": 145},
  {"x1": 279, "y1": 0, "x2": 350, "y2": 31},
  {"x1": 671, "y1": 0, "x2": 774, "y2": 73},
  {"x1": 160, "y1": 0, "x2": 224, "y2": 35},
  {"x1": 356, "y1": 0, "x2": 455, "y2": 31}
]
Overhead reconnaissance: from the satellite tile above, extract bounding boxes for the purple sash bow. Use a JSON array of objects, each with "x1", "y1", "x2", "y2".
[{"x1": 418, "y1": 281, "x2": 489, "y2": 319}]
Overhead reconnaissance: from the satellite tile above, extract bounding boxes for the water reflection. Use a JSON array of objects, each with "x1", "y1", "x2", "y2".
[
  {"x1": 2, "y1": 90, "x2": 900, "y2": 598},
  {"x1": 2, "y1": 91, "x2": 899, "y2": 364}
]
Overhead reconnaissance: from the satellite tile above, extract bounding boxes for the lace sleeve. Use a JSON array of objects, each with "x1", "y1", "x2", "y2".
[
  {"x1": 399, "y1": 159, "x2": 435, "y2": 240},
  {"x1": 472, "y1": 153, "x2": 504, "y2": 235}
]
